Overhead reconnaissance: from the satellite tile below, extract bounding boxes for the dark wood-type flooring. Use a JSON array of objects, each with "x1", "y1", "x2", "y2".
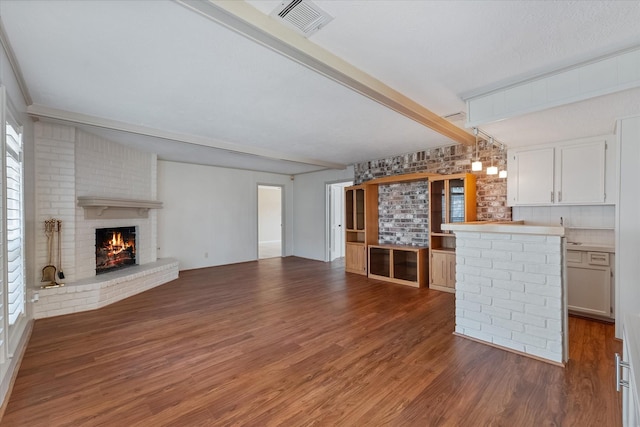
[{"x1": 2, "y1": 257, "x2": 621, "y2": 426}]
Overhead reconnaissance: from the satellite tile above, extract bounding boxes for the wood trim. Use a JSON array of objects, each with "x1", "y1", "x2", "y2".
[
  {"x1": 176, "y1": 0, "x2": 475, "y2": 146},
  {"x1": 363, "y1": 172, "x2": 439, "y2": 186},
  {"x1": 365, "y1": 185, "x2": 378, "y2": 246}
]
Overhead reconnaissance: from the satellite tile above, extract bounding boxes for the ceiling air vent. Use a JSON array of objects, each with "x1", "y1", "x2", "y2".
[{"x1": 270, "y1": 0, "x2": 334, "y2": 37}]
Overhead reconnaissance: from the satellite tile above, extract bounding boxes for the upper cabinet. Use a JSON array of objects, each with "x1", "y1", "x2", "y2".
[{"x1": 507, "y1": 136, "x2": 616, "y2": 206}]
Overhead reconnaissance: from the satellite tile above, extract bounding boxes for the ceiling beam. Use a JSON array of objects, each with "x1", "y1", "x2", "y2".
[
  {"x1": 175, "y1": 0, "x2": 475, "y2": 146},
  {"x1": 26, "y1": 104, "x2": 347, "y2": 170}
]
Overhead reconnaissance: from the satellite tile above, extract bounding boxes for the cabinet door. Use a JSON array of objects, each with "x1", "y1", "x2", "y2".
[
  {"x1": 567, "y1": 265, "x2": 611, "y2": 318},
  {"x1": 345, "y1": 243, "x2": 366, "y2": 275},
  {"x1": 431, "y1": 252, "x2": 448, "y2": 286},
  {"x1": 445, "y1": 253, "x2": 456, "y2": 288},
  {"x1": 557, "y1": 141, "x2": 606, "y2": 204},
  {"x1": 507, "y1": 147, "x2": 554, "y2": 205}
]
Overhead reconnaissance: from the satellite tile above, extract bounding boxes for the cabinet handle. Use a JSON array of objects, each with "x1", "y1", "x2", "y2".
[
  {"x1": 558, "y1": 191, "x2": 562, "y2": 202},
  {"x1": 551, "y1": 191, "x2": 554, "y2": 203},
  {"x1": 615, "y1": 353, "x2": 630, "y2": 392}
]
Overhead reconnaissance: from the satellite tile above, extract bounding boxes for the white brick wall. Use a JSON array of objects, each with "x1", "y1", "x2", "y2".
[
  {"x1": 35, "y1": 123, "x2": 76, "y2": 282},
  {"x1": 34, "y1": 123, "x2": 171, "y2": 318},
  {"x1": 33, "y1": 259, "x2": 179, "y2": 319},
  {"x1": 75, "y1": 129, "x2": 158, "y2": 279},
  {"x1": 455, "y1": 231, "x2": 566, "y2": 364}
]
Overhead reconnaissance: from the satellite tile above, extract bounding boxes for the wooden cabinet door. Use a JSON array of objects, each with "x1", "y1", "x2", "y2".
[
  {"x1": 507, "y1": 147, "x2": 554, "y2": 206},
  {"x1": 431, "y1": 252, "x2": 448, "y2": 286},
  {"x1": 445, "y1": 253, "x2": 456, "y2": 289},
  {"x1": 557, "y1": 140, "x2": 606, "y2": 204},
  {"x1": 345, "y1": 243, "x2": 366, "y2": 275}
]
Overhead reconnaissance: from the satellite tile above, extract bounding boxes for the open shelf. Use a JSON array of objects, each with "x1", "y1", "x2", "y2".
[{"x1": 367, "y1": 244, "x2": 427, "y2": 288}]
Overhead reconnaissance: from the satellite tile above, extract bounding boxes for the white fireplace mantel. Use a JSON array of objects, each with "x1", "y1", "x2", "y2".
[{"x1": 77, "y1": 196, "x2": 163, "y2": 219}]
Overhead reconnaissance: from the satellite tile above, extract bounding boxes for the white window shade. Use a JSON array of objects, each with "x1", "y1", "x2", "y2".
[{"x1": 5, "y1": 112, "x2": 24, "y2": 326}]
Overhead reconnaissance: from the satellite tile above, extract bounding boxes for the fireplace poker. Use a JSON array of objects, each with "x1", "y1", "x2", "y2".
[{"x1": 57, "y1": 220, "x2": 65, "y2": 280}]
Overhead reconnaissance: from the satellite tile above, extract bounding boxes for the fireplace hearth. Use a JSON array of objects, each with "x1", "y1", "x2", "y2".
[{"x1": 96, "y1": 226, "x2": 137, "y2": 274}]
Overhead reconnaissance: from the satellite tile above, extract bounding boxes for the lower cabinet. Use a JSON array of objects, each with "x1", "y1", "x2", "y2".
[
  {"x1": 566, "y1": 250, "x2": 613, "y2": 320},
  {"x1": 431, "y1": 250, "x2": 456, "y2": 292},
  {"x1": 367, "y1": 244, "x2": 428, "y2": 288},
  {"x1": 345, "y1": 243, "x2": 367, "y2": 275}
]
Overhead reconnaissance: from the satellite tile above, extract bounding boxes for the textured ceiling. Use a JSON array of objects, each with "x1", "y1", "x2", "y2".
[{"x1": 1, "y1": 0, "x2": 639, "y2": 173}]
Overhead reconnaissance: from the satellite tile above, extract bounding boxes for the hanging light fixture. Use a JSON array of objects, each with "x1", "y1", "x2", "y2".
[
  {"x1": 486, "y1": 137, "x2": 498, "y2": 175},
  {"x1": 471, "y1": 127, "x2": 482, "y2": 172}
]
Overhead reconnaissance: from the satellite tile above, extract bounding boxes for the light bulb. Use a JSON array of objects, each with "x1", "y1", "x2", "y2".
[
  {"x1": 472, "y1": 160, "x2": 483, "y2": 171},
  {"x1": 499, "y1": 170, "x2": 507, "y2": 178},
  {"x1": 487, "y1": 166, "x2": 498, "y2": 175}
]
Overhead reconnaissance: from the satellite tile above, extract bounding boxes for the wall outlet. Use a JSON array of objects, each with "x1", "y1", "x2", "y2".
[{"x1": 204, "y1": 252, "x2": 209, "y2": 258}]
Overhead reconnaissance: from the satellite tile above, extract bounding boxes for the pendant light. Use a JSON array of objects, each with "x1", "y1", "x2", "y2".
[
  {"x1": 498, "y1": 144, "x2": 507, "y2": 178},
  {"x1": 471, "y1": 127, "x2": 482, "y2": 172},
  {"x1": 486, "y1": 137, "x2": 498, "y2": 175}
]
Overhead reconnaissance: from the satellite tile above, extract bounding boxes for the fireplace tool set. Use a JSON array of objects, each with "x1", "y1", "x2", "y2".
[{"x1": 41, "y1": 219, "x2": 65, "y2": 288}]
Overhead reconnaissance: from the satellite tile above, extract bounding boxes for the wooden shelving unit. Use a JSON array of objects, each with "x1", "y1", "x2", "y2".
[
  {"x1": 344, "y1": 184, "x2": 378, "y2": 275},
  {"x1": 368, "y1": 244, "x2": 428, "y2": 288},
  {"x1": 344, "y1": 171, "x2": 475, "y2": 292},
  {"x1": 344, "y1": 172, "x2": 435, "y2": 284},
  {"x1": 428, "y1": 173, "x2": 476, "y2": 293}
]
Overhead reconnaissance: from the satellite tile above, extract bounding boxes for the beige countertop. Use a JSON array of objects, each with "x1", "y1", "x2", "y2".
[
  {"x1": 566, "y1": 243, "x2": 615, "y2": 253},
  {"x1": 441, "y1": 221, "x2": 565, "y2": 236}
]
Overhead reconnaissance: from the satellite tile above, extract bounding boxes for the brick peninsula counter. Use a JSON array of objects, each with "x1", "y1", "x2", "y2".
[{"x1": 441, "y1": 221, "x2": 567, "y2": 365}]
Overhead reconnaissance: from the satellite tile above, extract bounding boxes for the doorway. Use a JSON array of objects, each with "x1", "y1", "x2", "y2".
[
  {"x1": 327, "y1": 181, "x2": 353, "y2": 261},
  {"x1": 258, "y1": 185, "x2": 283, "y2": 259}
]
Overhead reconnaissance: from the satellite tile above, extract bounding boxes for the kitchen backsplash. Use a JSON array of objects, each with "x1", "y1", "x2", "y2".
[{"x1": 512, "y1": 205, "x2": 615, "y2": 246}]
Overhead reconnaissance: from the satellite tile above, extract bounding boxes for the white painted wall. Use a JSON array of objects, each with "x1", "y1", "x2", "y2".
[
  {"x1": 617, "y1": 115, "x2": 640, "y2": 338},
  {"x1": 292, "y1": 167, "x2": 354, "y2": 261},
  {"x1": 157, "y1": 161, "x2": 293, "y2": 270}
]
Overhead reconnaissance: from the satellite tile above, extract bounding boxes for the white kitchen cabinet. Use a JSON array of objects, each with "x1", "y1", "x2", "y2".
[
  {"x1": 507, "y1": 147, "x2": 554, "y2": 205},
  {"x1": 566, "y1": 250, "x2": 613, "y2": 320},
  {"x1": 507, "y1": 136, "x2": 613, "y2": 206},
  {"x1": 557, "y1": 141, "x2": 606, "y2": 204}
]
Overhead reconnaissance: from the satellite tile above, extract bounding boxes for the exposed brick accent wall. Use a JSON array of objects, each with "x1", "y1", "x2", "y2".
[
  {"x1": 353, "y1": 143, "x2": 512, "y2": 230},
  {"x1": 378, "y1": 182, "x2": 429, "y2": 246},
  {"x1": 454, "y1": 231, "x2": 564, "y2": 364}
]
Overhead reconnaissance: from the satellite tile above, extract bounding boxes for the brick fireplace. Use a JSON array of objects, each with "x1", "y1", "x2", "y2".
[{"x1": 33, "y1": 122, "x2": 178, "y2": 319}]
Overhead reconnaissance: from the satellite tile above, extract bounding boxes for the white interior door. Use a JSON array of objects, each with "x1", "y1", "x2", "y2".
[{"x1": 329, "y1": 181, "x2": 351, "y2": 261}]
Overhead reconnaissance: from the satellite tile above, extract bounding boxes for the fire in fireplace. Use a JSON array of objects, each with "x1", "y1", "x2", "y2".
[{"x1": 96, "y1": 227, "x2": 137, "y2": 274}]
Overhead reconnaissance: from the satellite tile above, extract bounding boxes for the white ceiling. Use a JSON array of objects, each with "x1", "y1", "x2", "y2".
[{"x1": 1, "y1": 0, "x2": 639, "y2": 174}]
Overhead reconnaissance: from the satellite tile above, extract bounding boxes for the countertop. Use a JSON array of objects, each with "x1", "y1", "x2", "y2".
[
  {"x1": 566, "y1": 243, "x2": 615, "y2": 253},
  {"x1": 441, "y1": 220, "x2": 565, "y2": 236}
]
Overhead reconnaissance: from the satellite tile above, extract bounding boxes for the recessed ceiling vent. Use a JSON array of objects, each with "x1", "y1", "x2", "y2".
[
  {"x1": 443, "y1": 111, "x2": 467, "y2": 123},
  {"x1": 270, "y1": 0, "x2": 334, "y2": 37}
]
